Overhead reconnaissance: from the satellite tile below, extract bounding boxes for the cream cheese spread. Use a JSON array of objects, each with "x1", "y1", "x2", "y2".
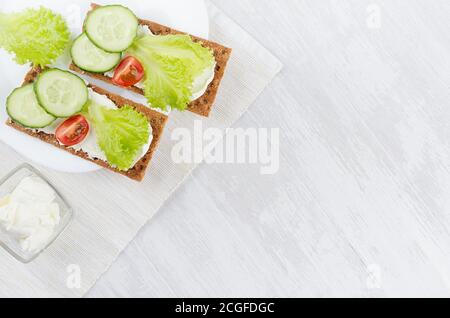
[
  {"x1": 37, "y1": 89, "x2": 153, "y2": 168},
  {"x1": 105, "y1": 25, "x2": 216, "y2": 102}
]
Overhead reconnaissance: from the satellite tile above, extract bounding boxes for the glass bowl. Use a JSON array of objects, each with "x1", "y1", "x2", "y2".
[{"x1": 0, "y1": 163, "x2": 73, "y2": 263}]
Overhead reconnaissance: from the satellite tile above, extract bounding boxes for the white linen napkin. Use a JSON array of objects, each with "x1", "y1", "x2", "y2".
[{"x1": 0, "y1": 2, "x2": 282, "y2": 297}]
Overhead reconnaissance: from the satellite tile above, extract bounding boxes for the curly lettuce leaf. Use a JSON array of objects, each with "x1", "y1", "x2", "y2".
[
  {"x1": 88, "y1": 102, "x2": 150, "y2": 171},
  {"x1": 0, "y1": 7, "x2": 70, "y2": 67},
  {"x1": 127, "y1": 34, "x2": 215, "y2": 111}
]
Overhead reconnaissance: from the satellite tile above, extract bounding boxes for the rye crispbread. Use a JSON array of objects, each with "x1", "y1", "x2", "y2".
[
  {"x1": 69, "y1": 3, "x2": 232, "y2": 117},
  {"x1": 6, "y1": 67, "x2": 168, "y2": 182}
]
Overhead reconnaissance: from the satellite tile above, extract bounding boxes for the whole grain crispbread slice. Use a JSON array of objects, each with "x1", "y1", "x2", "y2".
[
  {"x1": 69, "y1": 3, "x2": 232, "y2": 117},
  {"x1": 6, "y1": 67, "x2": 168, "y2": 182}
]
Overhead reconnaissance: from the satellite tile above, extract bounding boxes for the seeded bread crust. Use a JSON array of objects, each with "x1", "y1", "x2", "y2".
[
  {"x1": 6, "y1": 67, "x2": 168, "y2": 182},
  {"x1": 69, "y1": 3, "x2": 232, "y2": 117}
]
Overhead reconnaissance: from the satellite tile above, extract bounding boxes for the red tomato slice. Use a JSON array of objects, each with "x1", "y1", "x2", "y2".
[
  {"x1": 56, "y1": 115, "x2": 90, "y2": 147},
  {"x1": 112, "y1": 56, "x2": 145, "y2": 87}
]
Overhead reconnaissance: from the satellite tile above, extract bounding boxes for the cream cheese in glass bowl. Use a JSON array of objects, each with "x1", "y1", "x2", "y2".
[{"x1": 0, "y1": 164, "x2": 72, "y2": 263}]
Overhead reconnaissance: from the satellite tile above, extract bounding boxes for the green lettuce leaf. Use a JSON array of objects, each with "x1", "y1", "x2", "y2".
[
  {"x1": 127, "y1": 34, "x2": 215, "y2": 111},
  {"x1": 0, "y1": 7, "x2": 70, "y2": 67},
  {"x1": 88, "y1": 102, "x2": 150, "y2": 171}
]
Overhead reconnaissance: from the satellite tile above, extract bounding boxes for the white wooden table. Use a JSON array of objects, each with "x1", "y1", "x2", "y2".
[{"x1": 88, "y1": 0, "x2": 450, "y2": 297}]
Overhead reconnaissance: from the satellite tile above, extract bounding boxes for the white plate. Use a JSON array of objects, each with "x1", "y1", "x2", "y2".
[{"x1": 0, "y1": 0, "x2": 209, "y2": 173}]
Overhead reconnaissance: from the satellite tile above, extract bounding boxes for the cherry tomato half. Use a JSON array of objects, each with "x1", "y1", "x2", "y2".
[
  {"x1": 112, "y1": 56, "x2": 145, "y2": 87},
  {"x1": 56, "y1": 115, "x2": 90, "y2": 146}
]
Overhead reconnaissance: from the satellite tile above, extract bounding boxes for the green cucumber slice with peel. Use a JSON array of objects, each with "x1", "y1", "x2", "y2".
[
  {"x1": 85, "y1": 5, "x2": 138, "y2": 53},
  {"x1": 34, "y1": 69, "x2": 88, "y2": 118},
  {"x1": 6, "y1": 84, "x2": 55, "y2": 128},
  {"x1": 71, "y1": 33, "x2": 121, "y2": 73}
]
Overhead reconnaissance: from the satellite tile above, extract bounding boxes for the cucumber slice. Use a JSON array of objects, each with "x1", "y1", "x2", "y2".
[
  {"x1": 7, "y1": 85, "x2": 55, "y2": 128},
  {"x1": 34, "y1": 69, "x2": 88, "y2": 118},
  {"x1": 71, "y1": 33, "x2": 121, "y2": 73},
  {"x1": 85, "y1": 5, "x2": 138, "y2": 53}
]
